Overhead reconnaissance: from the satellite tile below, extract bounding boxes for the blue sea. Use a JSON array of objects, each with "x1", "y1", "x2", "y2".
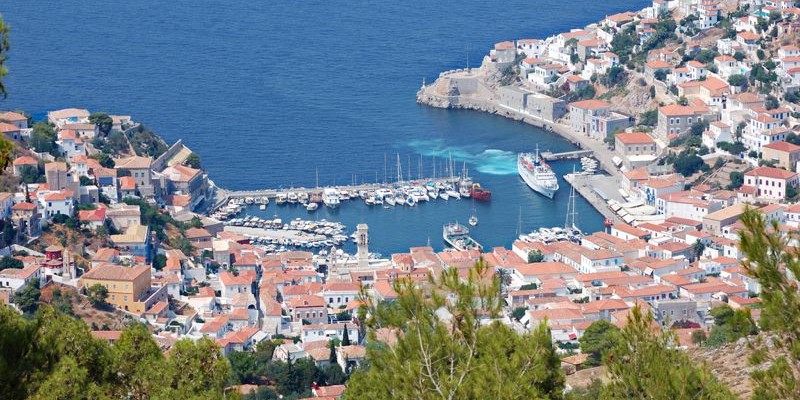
[{"x1": 1, "y1": 0, "x2": 647, "y2": 254}]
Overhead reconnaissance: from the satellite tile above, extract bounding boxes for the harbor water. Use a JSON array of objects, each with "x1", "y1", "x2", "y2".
[{"x1": 2, "y1": 0, "x2": 648, "y2": 254}]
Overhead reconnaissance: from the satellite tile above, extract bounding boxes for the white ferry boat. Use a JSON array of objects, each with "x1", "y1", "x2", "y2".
[{"x1": 518, "y1": 147, "x2": 559, "y2": 199}]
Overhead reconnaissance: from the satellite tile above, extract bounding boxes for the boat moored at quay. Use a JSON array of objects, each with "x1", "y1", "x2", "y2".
[{"x1": 518, "y1": 147, "x2": 559, "y2": 199}]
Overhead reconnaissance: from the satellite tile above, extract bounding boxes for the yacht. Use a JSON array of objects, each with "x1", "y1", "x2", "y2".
[{"x1": 323, "y1": 188, "x2": 340, "y2": 208}]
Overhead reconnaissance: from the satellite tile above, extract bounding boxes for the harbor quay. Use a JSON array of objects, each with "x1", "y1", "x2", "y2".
[{"x1": 418, "y1": 79, "x2": 625, "y2": 219}]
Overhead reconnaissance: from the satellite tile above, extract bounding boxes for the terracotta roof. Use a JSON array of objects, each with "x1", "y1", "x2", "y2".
[
  {"x1": 12, "y1": 156, "x2": 38, "y2": 166},
  {"x1": 616, "y1": 132, "x2": 655, "y2": 144},
  {"x1": 763, "y1": 141, "x2": 800, "y2": 153},
  {"x1": 119, "y1": 176, "x2": 136, "y2": 191},
  {"x1": 286, "y1": 294, "x2": 326, "y2": 308},
  {"x1": 659, "y1": 104, "x2": 708, "y2": 116},
  {"x1": 78, "y1": 207, "x2": 106, "y2": 222},
  {"x1": 745, "y1": 166, "x2": 797, "y2": 180},
  {"x1": 12, "y1": 202, "x2": 37, "y2": 211},
  {"x1": 646, "y1": 60, "x2": 673, "y2": 69},
  {"x1": 569, "y1": 99, "x2": 610, "y2": 110},
  {"x1": 82, "y1": 264, "x2": 149, "y2": 282},
  {"x1": 116, "y1": 156, "x2": 152, "y2": 170},
  {"x1": 0, "y1": 122, "x2": 20, "y2": 133},
  {"x1": 0, "y1": 111, "x2": 26, "y2": 122}
]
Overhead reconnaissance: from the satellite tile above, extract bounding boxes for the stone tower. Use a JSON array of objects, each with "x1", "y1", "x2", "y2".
[{"x1": 356, "y1": 223, "x2": 369, "y2": 269}]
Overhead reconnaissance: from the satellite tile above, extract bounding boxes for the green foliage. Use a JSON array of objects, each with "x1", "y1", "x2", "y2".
[
  {"x1": 693, "y1": 49, "x2": 719, "y2": 64},
  {"x1": 690, "y1": 119, "x2": 709, "y2": 137},
  {"x1": 520, "y1": 283, "x2": 538, "y2": 290},
  {"x1": 672, "y1": 149, "x2": 706, "y2": 177},
  {"x1": 602, "y1": 307, "x2": 736, "y2": 399},
  {"x1": 739, "y1": 208, "x2": 800, "y2": 399},
  {"x1": 94, "y1": 130, "x2": 130, "y2": 155},
  {"x1": 728, "y1": 171, "x2": 744, "y2": 190},
  {"x1": 0, "y1": 136, "x2": 11, "y2": 173},
  {"x1": 153, "y1": 253, "x2": 167, "y2": 270},
  {"x1": 765, "y1": 95, "x2": 779, "y2": 110},
  {"x1": 717, "y1": 141, "x2": 745, "y2": 155},
  {"x1": 579, "y1": 320, "x2": 621, "y2": 366},
  {"x1": 0, "y1": 16, "x2": 8, "y2": 97},
  {"x1": 0, "y1": 255, "x2": 23, "y2": 271},
  {"x1": 639, "y1": 109, "x2": 658, "y2": 127},
  {"x1": 654, "y1": 69, "x2": 667, "y2": 81},
  {"x1": 528, "y1": 249, "x2": 544, "y2": 263},
  {"x1": 704, "y1": 305, "x2": 757, "y2": 347},
  {"x1": 79, "y1": 175, "x2": 94, "y2": 186},
  {"x1": 691, "y1": 329, "x2": 707, "y2": 345},
  {"x1": 189, "y1": 216, "x2": 204, "y2": 228},
  {"x1": 511, "y1": 306, "x2": 527, "y2": 321},
  {"x1": 88, "y1": 112, "x2": 113, "y2": 136},
  {"x1": 599, "y1": 66, "x2": 627, "y2": 88},
  {"x1": 564, "y1": 85, "x2": 596, "y2": 103},
  {"x1": 14, "y1": 278, "x2": 40, "y2": 314},
  {"x1": 0, "y1": 15, "x2": 11, "y2": 98},
  {"x1": 90, "y1": 152, "x2": 115, "y2": 168},
  {"x1": 185, "y1": 152, "x2": 201, "y2": 169},
  {"x1": 29, "y1": 123, "x2": 58, "y2": 155},
  {"x1": 86, "y1": 283, "x2": 108, "y2": 307},
  {"x1": 727, "y1": 74, "x2": 747, "y2": 88},
  {"x1": 128, "y1": 125, "x2": 168, "y2": 158},
  {"x1": 346, "y1": 260, "x2": 565, "y2": 399},
  {"x1": 611, "y1": 25, "x2": 637, "y2": 64}
]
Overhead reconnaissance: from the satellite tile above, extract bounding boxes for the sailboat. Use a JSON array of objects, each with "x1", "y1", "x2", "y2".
[
  {"x1": 468, "y1": 201, "x2": 478, "y2": 227},
  {"x1": 564, "y1": 167, "x2": 582, "y2": 240}
]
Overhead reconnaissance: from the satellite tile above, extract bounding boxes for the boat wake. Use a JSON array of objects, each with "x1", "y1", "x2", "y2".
[{"x1": 407, "y1": 140, "x2": 516, "y2": 175}]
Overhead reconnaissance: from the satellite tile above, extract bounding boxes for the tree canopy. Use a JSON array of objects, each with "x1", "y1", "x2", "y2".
[
  {"x1": 579, "y1": 320, "x2": 621, "y2": 366},
  {"x1": 0, "y1": 306, "x2": 230, "y2": 399},
  {"x1": 89, "y1": 112, "x2": 113, "y2": 136},
  {"x1": 602, "y1": 307, "x2": 736, "y2": 399},
  {"x1": 346, "y1": 259, "x2": 564, "y2": 399},
  {"x1": 739, "y1": 208, "x2": 800, "y2": 400}
]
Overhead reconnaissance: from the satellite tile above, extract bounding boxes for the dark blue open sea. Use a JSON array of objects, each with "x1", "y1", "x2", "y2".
[{"x1": 1, "y1": 0, "x2": 647, "y2": 254}]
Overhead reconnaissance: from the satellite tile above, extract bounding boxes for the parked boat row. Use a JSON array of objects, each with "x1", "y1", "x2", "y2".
[{"x1": 225, "y1": 216, "x2": 350, "y2": 251}]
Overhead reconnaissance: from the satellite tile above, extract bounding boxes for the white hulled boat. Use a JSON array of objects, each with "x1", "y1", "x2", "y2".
[{"x1": 518, "y1": 146, "x2": 559, "y2": 199}]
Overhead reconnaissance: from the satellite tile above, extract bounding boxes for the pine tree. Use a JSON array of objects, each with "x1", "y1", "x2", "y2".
[
  {"x1": 602, "y1": 306, "x2": 736, "y2": 399},
  {"x1": 738, "y1": 207, "x2": 800, "y2": 400},
  {"x1": 346, "y1": 259, "x2": 565, "y2": 399}
]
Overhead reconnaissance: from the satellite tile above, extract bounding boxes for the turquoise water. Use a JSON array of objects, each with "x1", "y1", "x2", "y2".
[{"x1": 1, "y1": 0, "x2": 646, "y2": 254}]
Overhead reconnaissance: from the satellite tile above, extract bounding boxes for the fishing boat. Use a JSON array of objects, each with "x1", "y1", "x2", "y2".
[
  {"x1": 442, "y1": 222, "x2": 482, "y2": 251},
  {"x1": 518, "y1": 146, "x2": 559, "y2": 199},
  {"x1": 469, "y1": 183, "x2": 492, "y2": 201}
]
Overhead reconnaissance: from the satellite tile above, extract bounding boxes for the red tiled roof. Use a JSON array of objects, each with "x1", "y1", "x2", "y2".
[
  {"x1": 745, "y1": 166, "x2": 797, "y2": 180},
  {"x1": 616, "y1": 132, "x2": 655, "y2": 144}
]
